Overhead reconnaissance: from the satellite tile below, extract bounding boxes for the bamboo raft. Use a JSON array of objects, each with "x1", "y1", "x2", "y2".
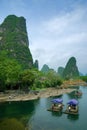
[
  {"x1": 63, "y1": 110, "x2": 79, "y2": 115},
  {"x1": 47, "y1": 108, "x2": 62, "y2": 112}
]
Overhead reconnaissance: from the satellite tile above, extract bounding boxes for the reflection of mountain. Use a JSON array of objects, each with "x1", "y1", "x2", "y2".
[
  {"x1": 0, "y1": 101, "x2": 34, "y2": 119},
  {"x1": 0, "y1": 99, "x2": 40, "y2": 122},
  {"x1": 0, "y1": 118, "x2": 25, "y2": 130}
]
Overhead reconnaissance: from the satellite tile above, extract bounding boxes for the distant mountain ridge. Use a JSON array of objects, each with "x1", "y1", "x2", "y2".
[
  {"x1": 41, "y1": 64, "x2": 55, "y2": 73},
  {"x1": 42, "y1": 57, "x2": 79, "y2": 79},
  {"x1": 0, "y1": 15, "x2": 80, "y2": 75},
  {"x1": 0, "y1": 15, "x2": 34, "y2": 69}
]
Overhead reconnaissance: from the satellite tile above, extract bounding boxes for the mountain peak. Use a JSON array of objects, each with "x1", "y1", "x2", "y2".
[
  {"x1": 62, "y1": 57, "x2": 79, "y2": 79},
  {"x1": 0, "y1": 15, "x2": 33, "y2": 69}
]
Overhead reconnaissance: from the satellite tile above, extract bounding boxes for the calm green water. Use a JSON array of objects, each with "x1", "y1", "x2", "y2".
[{"x1": 0, "y1": 86, "x2": 87, "y2": 130}]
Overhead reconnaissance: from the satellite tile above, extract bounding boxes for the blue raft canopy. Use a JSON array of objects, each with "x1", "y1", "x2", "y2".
[
  {"x1": 51, "y1": 98, "x2": 63, "y2": 104},
  {"x1": 67, "y1": 99, "x2": 78, "y2": 105}
]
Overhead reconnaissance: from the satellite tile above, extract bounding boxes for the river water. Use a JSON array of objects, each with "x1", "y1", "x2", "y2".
[{"x1": 0, "y1": 86, "x2": 87, "y2": 130}]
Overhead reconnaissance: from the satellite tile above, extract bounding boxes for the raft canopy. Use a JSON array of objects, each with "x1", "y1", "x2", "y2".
[
  {"x1": 51, "y1": 98, "x2": 63, "y2": 104},
  {"x1": 67, "y1": 99, "x2": 78, "y2": 105}
]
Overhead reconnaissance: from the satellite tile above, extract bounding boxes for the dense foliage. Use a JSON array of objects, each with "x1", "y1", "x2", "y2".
[
  {"x1": 0, "y1": 51, "x2": 22, "y2": 91},
  {"x1": 32, "y1": 70, "x2": 63, "y2": 89},
  {"x1": 80, "y1": 76, "x2": 87, "y2": 82},
  {"x1": 0, "y1": 51, "x2": 63, "y2": 92}
]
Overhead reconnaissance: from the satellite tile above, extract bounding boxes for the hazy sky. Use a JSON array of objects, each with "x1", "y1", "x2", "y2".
[{"x1": 0, "y1": 0, "x2": 87, "y2": 74}]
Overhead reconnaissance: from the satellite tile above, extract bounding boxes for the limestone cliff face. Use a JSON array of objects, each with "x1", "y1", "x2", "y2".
[
  {"x1": 62, "y1": 57, "x2": 79, "y2": 79},
  {"x1": 33, "y1": 60, "x2": 39, "y2": 69},
  {"x1": 0, "y1": 15, "x2": 33, "y2": 69}
]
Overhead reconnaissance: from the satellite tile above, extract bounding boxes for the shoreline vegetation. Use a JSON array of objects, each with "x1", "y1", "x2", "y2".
[{"x1": 0, "y1": 80, "x2": 87, "y2": 102}]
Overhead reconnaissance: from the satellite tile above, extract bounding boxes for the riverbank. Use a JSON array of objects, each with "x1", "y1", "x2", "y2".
[
  {"x1": 0, "y1": 88, "x2": 75, "y2": 102},
  {"x1": 0, "y1": 80, "x2": 87, "y2": 102}
]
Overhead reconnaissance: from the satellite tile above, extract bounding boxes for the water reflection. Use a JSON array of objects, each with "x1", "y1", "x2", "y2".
[
  {"x1": 67, "y1": 114, "x2": 79, "y2": 121},
  {"x1": 0, "y1": 118, "x2": 25, "y2": 130},
  {"x1": 0, "y1": 99, "x2": 40, "y2": 128},
  {"x1": 0, "y1": 100, "x2": 35, "y2": 119},
  {"x1": 51, "y1": 111, "x2": 63, "y2": 117},
  {"x1": 0, "y1": 86, "x2": 87, "y2": 130},
  {"x1": 67, "y1": 89, "x2": 82, "y2": 99}
]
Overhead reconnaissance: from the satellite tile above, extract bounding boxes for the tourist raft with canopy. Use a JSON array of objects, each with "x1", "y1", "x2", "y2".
[
  {"x1": 47, "y1": 98, "x2": 64, "y2": 112},
  {"x1": 64, "y1": 99, "x2": 79, "y2": 115}
]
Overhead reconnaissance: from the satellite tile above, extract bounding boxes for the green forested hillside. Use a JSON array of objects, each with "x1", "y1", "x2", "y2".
[
  {"x1": 57, "y1": 67, "x2": 64, "y2": 77},
  {"x1": 0, "y1": 15, "x2": 63, "y2": 91},
  {"x1": 62, "y1": 57, "x2": 79, "y2": 79},
  {"x1": 0, "y1": 15, "x2": 33, "y2": 69},
  {"x1": 41, "y1": 64, "x2": 50, "y2": 73},
  {"x1": 0, "y1": 15, "x2": 83, "y2": 92}
]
